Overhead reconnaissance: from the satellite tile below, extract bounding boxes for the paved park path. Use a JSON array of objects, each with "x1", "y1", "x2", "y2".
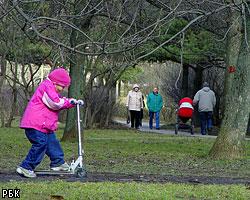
[{"x1": 114, "y1": 119, "x2": 250, "y2": 140}]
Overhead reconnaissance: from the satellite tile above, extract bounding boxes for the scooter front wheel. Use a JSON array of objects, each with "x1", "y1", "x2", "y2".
[{"x1": 76, "y1": 167, "x2": 87, "y2": 178}]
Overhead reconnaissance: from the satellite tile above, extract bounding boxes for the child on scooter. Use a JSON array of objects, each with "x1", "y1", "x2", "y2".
[{"x1": 16, "y1": 67, "x2": 76, "y2": 178}]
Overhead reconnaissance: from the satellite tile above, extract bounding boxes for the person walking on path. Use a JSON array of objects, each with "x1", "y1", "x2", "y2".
[
  {"x1": 147, "y1": 87, "x2": 163, "y2": 130},
  {"x1": 16, "y1": 67, "x2": 76, "y2": 178},
  {"x1": 193, "y1": 82, "x2": 216, "y2": 135},
  {"x1": 126, "y1": 84, "x2": 143, "y2": 129}
]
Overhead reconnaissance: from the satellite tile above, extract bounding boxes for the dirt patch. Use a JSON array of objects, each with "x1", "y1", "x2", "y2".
[{"x1": 0, "y1": 171, "x2": 249, "y2": 185}]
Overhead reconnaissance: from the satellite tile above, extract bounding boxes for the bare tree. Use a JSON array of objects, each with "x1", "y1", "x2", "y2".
[{"x1": 0, "y1": 0, "x2": 249, "y2": 160}]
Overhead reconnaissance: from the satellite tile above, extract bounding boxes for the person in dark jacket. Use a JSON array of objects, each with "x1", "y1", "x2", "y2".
[{"x1": 147, "y1": 87, "x2": 163, "y2": 130}]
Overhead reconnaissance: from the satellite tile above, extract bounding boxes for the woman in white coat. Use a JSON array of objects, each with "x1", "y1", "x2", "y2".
[{"x1": 126, "y1": 84, "x2": 143, "y2": 129}]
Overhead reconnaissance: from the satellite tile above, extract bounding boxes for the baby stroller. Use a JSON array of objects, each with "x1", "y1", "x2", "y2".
[{"x1": 175, "y1": 97, "x2": 194, "y2": 135}]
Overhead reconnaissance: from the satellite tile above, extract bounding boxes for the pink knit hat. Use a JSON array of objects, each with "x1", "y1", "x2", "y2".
[{"x1": 48, "y1": 68, "x2": 71, "y2": 87}]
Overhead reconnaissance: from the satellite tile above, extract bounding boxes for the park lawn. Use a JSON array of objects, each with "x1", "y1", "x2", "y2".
[
  {"x1": 0, "y1": 127, "x2": 249, "y2": 178},
  {"x1": 1, "y1": 180, "x2": 249, "y2": 200}
]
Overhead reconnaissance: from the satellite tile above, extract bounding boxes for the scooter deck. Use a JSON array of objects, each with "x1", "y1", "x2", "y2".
[{"x1": 35, "y1": 170, "x2": 74, "y2": 175}]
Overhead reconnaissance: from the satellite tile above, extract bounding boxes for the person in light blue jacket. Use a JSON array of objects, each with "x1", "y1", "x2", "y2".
[{"x1": 147, "y1": 87, "x2": 163, "y2": 130}]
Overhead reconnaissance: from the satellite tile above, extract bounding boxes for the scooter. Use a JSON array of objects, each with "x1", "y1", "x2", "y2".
[{"x1": 35, "y1": 99, "x2": 87, "y2": 178}]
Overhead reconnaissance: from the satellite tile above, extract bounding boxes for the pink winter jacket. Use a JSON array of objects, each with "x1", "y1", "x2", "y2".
[{"x1": 20, "y1": 78, "x2": 75, "y2": 133}]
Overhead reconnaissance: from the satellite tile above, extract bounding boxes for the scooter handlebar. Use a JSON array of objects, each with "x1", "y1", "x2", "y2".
[
  {"x1": 70, "y1": 98, "x2": 77, "y2": 105},
  {"x1": 70, "y1": 99, "x2": 84, "y2": 106},
  {"x1": 77, "y1": 100, "x2": 84, "y2": 106}
]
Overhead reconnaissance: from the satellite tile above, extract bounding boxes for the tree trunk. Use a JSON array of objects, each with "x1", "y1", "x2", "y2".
[
  {"x1": 124, "y1": 81, "x2": 129, "y2": 96},
  {"x1": 247, "y1": 115, "x2": 250, "y2": 136},
  {"x1": 62, "y1": 20, "x2": 85, "y2": 141},
  {"x1": 62, "y1": 2, "x2": 93, "y2": 140},
  {"x1": 209, "y1": 7, "x2": 248, "y2": 159},
  {"x1": 5, "y1": 63, "x2": 18, "y2": 127},
  {"x1": 213, "y1": 94, "x2": 221, "y2": 126},
  {"x1": 5, "y1": 87, "x2": 17, "y2": 127},
  {"x1": 0, "y1": 56, "x2": 6, "y2": 127},
  {"x1": 181, "y1": 64, "x2": 189, "y2": 97},
  {"x1": 62, "y1": 56, "x2": 85, "y2": 141},
  {"x1": 104, "y1": 83, "x2": 116, "y2": 126},
  {"x1": 193, "y1": 65, "x2": 203, "y2": 96},
  {"x1": 192, "y1": 65, "x2": 203, "y2": 126},
  {"x1": 117, "y1": 80, "x2": 121, "y2": 98}
]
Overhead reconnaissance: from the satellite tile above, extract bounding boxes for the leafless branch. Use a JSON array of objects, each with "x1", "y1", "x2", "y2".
[{"x1": 136, "y1": 3, "x2": 234, "y2": 61}]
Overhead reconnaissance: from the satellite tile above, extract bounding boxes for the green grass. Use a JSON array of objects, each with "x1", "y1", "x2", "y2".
[
  {"x1": 1, "y1": 181, "x2": 249, "y2": 200},
  {"x1": 0, "y1": 127, "x2": 249, "y2": 178},
  {"x1": 1, "y1": 127, "x2": 250, "y2": 199}
]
